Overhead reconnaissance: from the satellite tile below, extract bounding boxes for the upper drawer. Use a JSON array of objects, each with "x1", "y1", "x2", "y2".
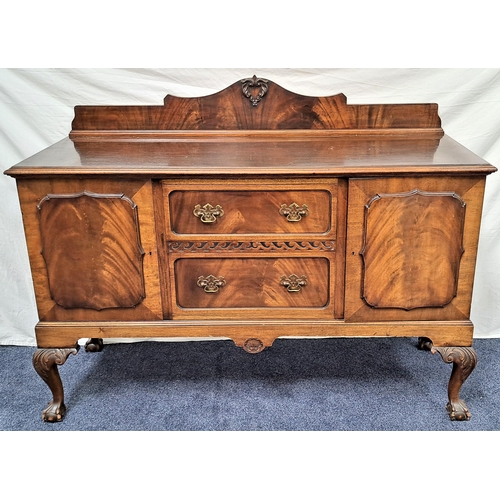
[{"x1": 165, "y1": 185, "x2": 334, "y2": 235}]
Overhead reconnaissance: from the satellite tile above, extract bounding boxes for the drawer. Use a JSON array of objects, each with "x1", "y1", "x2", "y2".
[
  {"x1": 167, "y1": 189, "x2": 333, "y2": 235},
  {"x1": 174, "y1": 257, "x2": 330, "y2": 309}
]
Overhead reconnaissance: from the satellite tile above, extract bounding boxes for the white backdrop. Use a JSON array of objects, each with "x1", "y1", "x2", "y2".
[{"x1": 1, "y1": 68, "x2": 499, "y2": 346}]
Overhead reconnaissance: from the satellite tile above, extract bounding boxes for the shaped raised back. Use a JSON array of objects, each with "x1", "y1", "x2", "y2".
[{"x1": 70, "y1": 76, "x2": 442, "y2": 135}]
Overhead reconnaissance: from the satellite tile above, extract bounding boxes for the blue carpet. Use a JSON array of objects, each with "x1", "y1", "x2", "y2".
[{"x1": 1, "y1": 337, "x2": 499, "y2": 431}]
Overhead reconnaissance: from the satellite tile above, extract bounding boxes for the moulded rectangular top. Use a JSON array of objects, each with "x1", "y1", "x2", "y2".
[{"x1": 4, "y1": 133, "x2": 495, "y2": 178}]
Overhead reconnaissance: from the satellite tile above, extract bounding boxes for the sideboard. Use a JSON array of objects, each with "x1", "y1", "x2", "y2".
[{"x1": 5, "y1": 76, "x2": 496, "y2": 422}]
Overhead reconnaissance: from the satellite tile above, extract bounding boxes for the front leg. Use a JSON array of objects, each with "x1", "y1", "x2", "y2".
[
  {"x1": 431, "y1": 345, "x2": 477, "y2": 421},
  {"x1": 32, "y1": 346, "x2": 79, "y2": 422}
]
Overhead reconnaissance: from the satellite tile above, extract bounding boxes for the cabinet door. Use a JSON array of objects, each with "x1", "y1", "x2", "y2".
[
  {"x1": 17, "y1": 178, "x2": 163, "y2": 322},
  {"x1": 344, "y1": 176, "x2": 486, "y2": 322}
]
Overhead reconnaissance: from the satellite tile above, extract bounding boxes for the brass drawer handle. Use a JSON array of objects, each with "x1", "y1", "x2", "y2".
[
  {"x1": 193, "y1": 203, "x2": 224, "y2": 224},
  {"x1": 279, "y1": 203, "x2": 309, "y2": 222},
  {"x1": 280, "y1": 274, "x2": 308, "y2": 292},
  {"x1": 197, "y1": 275, "x2": 226, "y2": 293}
]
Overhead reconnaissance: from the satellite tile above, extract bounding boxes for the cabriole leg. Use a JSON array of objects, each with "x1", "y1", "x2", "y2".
[
  {"x1": 32, "y1": 345, "x2": 79, "y2": 422},
  {"x1": 431, "y1": 345, "x2": 477, "y2": 421}
]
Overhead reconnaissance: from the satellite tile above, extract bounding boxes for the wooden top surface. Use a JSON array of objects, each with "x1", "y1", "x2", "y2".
[
  {"x1": 6, "y1": 133, "x2": 494, "y2": 177},
  {"x1": 4, "y1": 77, "x2": 496, "y2": 177}
]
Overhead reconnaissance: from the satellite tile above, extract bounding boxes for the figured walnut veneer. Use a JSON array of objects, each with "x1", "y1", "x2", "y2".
[
  {"x1": 4, "y1": 76, "x2": 497, "y2": 422},
  {"x1": 169, "y1": 189, "x2": 332, "y2": 235},
  {"x1": 175, "y1": 257, "x2": 329, "y2": 309},
  {"x1": 70, "y1": 79, "x2": 442, "y2": 132},
  {"x1": 361, "y1": 189, "x2": 466, "y2": 311},
  {"x1": 344, "y1": 176, "x2": 486, "y2": 323},
  {"x1": 38, "y1": 191, "x2": 145, "y2": 310}
]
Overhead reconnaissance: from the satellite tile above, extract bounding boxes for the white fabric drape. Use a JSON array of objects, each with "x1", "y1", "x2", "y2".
[{"x1": 1, "y1": 68, "x2": 499, "y2": 345}]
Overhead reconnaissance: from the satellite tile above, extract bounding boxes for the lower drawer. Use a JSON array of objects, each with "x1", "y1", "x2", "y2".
[{"x1": 174, "y1": 257, "x2": 330, "y2": 309}]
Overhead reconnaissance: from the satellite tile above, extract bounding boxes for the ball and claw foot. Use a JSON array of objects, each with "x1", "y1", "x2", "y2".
[
  {"x1": 42, "y1": 401, "x2": 67, "y2": 423},
  {"x1": 417, "y1": 337, "x2": 433, "y2": 351},
  {"x1": 85, "y1": 338, "x2": 104, "y2": 352},
  {"x1": 446, "y1": 400, "x2": 471, "y2": 421}
]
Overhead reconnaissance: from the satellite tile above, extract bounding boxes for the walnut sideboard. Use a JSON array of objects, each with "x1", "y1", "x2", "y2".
[{"x1": 5, "y1": 76, "x2": 497, "y2": 423}]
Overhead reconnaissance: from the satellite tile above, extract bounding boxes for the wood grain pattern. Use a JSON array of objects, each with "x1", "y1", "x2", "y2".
[
  {"x1": 334, "y1": 178, "x2": 348, "y2": 319},
  {"x1": 161, "y1": 179, "x2": 341, "y2": 320},
  {"x1": 7, "y1": 135, "x2": 495, "y2": 178},
  {"x1": 69, "y1": 79, "x2": 442, "y2": 132},
  {"x1": 360, "y1": 190, "x2": 465, "y2": 310},
  {"x1": 174, "y1": 257, "x2": 330, "y2": 309},
  {"x1": 38, "y1": 191, "x2": 145, "y2": 310},
  {"x1": 152, "y1": 179, "x2": 171, "y2": 319},
  {"x1": 345, "y1": 177, "x2": 487, "y2": 322},
  {"x1": 168, "y1": 189, "x2": 332, "y2": 235},
  {"x1": 33, "y1": 319, "x2": 475, "y2": 349},
  {"x1": 17, "y1": 178, "x2": 163, "y2": 321}
]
